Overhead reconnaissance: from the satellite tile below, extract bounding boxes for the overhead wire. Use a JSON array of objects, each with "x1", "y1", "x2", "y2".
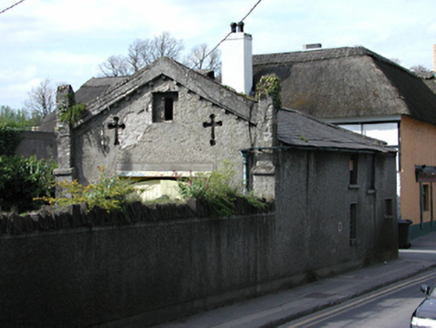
[
  {"x1": 0, "y1": 0, "x2": 26, "y2": 15},
  {"x1": 192, "y1": 0, "x2": 262, "y2": 70}
]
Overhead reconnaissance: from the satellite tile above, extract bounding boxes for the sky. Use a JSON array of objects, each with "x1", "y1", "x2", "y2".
[{"x1": 1, "y1": 0, "x2": 435, "y2": 110}]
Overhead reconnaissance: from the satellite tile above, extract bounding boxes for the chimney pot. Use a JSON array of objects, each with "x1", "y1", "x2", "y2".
[
  {"x1": 237, "y1": 21, "x2": 244, "y2": 33},
  {"x1": 230, "y1": 22, "x2": 237, "y2": 33}
]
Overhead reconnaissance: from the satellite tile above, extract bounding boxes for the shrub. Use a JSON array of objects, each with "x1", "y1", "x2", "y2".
[
  {"x1": 0, "y1": 124, "x2": 22, "y2": 156},
  {"x1": 0, "y1": 155, "x2": 57, "y2": 213},
  {"x1": 175, "y1": 161, "x2": 267, "y2": 217},
  {"x1": 41, "y1": 166, "x2": 136, "y2": 212}
]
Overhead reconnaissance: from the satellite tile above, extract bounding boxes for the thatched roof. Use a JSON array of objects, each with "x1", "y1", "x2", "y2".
[
  {"x1": 253, "y1": 47, "x2": 436, "y2": 125},
  {"x1": 75, "y1": 76, "x2": 128, "y2": 104},
  {"x1": 277, "y1": 108, "x2": 394, "y2": 153}
]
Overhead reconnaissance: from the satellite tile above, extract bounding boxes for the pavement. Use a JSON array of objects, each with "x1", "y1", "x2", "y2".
[{"x1": 159, "y1": 232, "x2": 436, "y2": 327}]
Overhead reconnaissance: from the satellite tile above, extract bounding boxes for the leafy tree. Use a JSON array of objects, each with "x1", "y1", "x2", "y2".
[
  {"x1": 0, "y1": 124, "x2": 22, "y2": 156},
  {"x1": 0, "y1": 155, "x2": 57, "y2": 213},
  {"x1": 24, "y1": 78, "x2": 55, "y2": 119},
  {"x1": 0, "y1": 106, "x2": 42, "y2": 128}
]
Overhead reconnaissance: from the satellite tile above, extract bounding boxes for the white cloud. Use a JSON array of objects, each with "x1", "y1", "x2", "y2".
[{"x1": 1, "y1": 0, "x2": 436, "y2": 109}]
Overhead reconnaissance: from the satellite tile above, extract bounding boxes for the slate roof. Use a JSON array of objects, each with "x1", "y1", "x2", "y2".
[
  {"x1": 277, "y1": 108, "x2": 394, "y2": 153},
  {"x1": 76, "y1": 57, "x2": 256, "y2": 126},
  {"x1": 253, "y1": 47, "x2": 436, "y2": 125}
]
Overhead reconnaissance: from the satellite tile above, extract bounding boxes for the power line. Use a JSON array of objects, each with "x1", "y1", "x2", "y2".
[
  {"x1": 239, "y1": 0, "x2": 262, "y2": 22},
  {"x1": 193, "y1": 0, "x2": 263, "y2": 70},
  {"x1": 0, "y1": 0, "x2": 26, "y2": 15}
]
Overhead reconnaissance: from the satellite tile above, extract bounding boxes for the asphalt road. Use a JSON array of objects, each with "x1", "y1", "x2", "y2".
[{"x1": 280, "y1": 263, "x2": 436, "y2": 327}]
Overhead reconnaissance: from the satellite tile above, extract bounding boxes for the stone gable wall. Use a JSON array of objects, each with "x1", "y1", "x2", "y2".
[{"x1": 71, "y1": 78, "x2": 259, "y2": 187}]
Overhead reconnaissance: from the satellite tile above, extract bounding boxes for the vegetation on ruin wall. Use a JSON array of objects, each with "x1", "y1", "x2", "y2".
[
  {"x1": 58, "y1": 93, "x2": 85, "y2": 126},
  {"x1": 175, "y1": 161, "x2": 268, "y2": 217},
  {"x1": 255, "y1": 74, "x2": 282, "y2": 109},
  {"x1": 42, "y1": 162, "x2": 268, "y2": 217},
  {"x1": 38, "y1": 166, "x2": 137, "y2": 213}
]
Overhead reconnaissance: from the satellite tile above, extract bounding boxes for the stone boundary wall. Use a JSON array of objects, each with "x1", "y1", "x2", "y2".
[
  {"x1": 0, "y1": 200, "x2": 279, "y2": 327},
  {"x1": 15, "y1": 130, "x2": 57, "y2": 160}
]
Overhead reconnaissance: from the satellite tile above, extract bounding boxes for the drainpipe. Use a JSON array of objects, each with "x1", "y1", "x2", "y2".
[{"x1": 240, "y1": 150, "x2": 249, "y2": 194}]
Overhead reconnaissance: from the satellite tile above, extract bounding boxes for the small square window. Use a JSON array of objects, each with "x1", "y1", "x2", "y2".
[{"x1": 153, "y1": 92, "x2": 177, "y2": 122}]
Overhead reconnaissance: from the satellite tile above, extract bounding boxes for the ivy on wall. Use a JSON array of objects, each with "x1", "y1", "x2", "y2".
[
  {"x1": 255, "y1": 74, "x2": 282, "y2": 109},
  {"x1": 58, "y1": 92, "x2": 85, "y2": 126}
]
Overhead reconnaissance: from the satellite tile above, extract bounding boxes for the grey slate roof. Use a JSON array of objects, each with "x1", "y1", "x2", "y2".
[
  {"x1": 253, "y1": 47, "x2": 436, "y2": 125},
  {"x1": 75, "y1": 57, "x2": 257, "y2": 126},
  {"x1": 277, "y1": 108, "x2": 394, "y2": 153}
]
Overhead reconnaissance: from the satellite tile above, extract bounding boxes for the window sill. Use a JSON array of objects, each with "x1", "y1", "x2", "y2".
[
  {"x1": 350, "y1": 239, "x2": 358, "y2": 246},
  {"x1": 367, "y1": 189, "x2": 376, "y2": 195},
  {"x1": 384, "y1": 215, "x2": 394, "y2": 219},
  {"x1": 348, "y1": 184, "x2": 360, "y2": 190}
]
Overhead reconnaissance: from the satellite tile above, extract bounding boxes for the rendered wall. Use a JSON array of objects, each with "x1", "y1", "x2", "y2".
[
  {"x1": 274, "y1": 149, "x2": 398, "y2": 274},
  {"x1": 0, "y1": 201, "x2": 276, "y2": 327},
  {"x1": 71, "y1": 78, "x2": 256, "y2": 187},
  {"x1": 0, "y1": 149, "x2": 398, "y2": 327},
  {"x1": 400, "y1": 116, "x2": 436, "y2": 236},
  {"x1": 15, "y1": 131, "x2": 57, "y2": 160}
]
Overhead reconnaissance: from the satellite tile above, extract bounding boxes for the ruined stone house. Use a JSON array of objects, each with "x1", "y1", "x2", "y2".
[{"x1": 54, "y1": 24, "x2": 398, "y2": 276}]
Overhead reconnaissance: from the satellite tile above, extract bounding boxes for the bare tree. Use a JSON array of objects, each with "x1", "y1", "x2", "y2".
[
  {"x1": 99, "y1": 31, "x2": 184, "y2": 77},
  {"x1": 410, "y1": 65, "x2": 433, "y2": 75},
  {"x1": 185, "y1": 43, "x2": 221, "y2": 76},
  {"x1": 128, "y1": 39, "x2": 152, "y2": 73},
  {"x1": 150, "y1": 31, "x2": 184, "y2": 61},
  {"x1": 99, "y1": 55, "x2": 132, "y2": 77},
  {"x1": 25, "y1": 78, "x2": 55, "y2": 119}
]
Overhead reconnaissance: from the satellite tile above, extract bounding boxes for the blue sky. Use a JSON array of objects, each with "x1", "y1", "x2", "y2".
[{"x1": 1, "y1": 0, "x2": 435, "y2": 109}]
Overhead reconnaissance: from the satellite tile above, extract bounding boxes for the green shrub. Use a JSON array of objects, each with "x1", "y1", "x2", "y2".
[
  {"x1": 176, "y1": 161, "x2": 243, "y2": 217},
  {"x1": 40, "y1": 166, "x2": 136, "y2": 212},
  {"x1": 0, "y1": 125, "x2": 22, "y2": 156},
  {"x1": 0, "y1": 155, "x2": 57, "y2": 213}
]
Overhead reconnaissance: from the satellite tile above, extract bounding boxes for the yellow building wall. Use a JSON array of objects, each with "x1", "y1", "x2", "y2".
[{"x1": 400, "y1": 115, "x2": 436, "y2": 225}]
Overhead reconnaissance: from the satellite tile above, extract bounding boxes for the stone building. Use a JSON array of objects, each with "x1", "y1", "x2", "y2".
[
  {"x1": 54, "y1": 24, "x2": 399, "y2": 284},
  {"x1": 253, "y1": 46, "x2": 436, "y2": 238}
]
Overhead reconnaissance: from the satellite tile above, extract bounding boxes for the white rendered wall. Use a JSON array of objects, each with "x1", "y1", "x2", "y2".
[{"x1": 221, "y1": 32, "x2": 253, "y2": 95}]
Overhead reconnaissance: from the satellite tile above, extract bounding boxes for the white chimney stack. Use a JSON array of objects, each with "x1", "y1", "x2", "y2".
[{"x1": 221, "y1": 22, "x2": 253, "y2": 95}]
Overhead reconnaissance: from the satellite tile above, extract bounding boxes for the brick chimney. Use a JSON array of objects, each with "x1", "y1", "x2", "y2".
[{"x1": 221, "y1": 22, "x2": 253, "y2": 95}]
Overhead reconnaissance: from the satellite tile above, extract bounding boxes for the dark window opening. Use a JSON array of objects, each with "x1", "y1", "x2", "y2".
[
  {"x1": 367, "y1": 155, "x2": 375, "y2": 190},
  {"x1": 349, "y1": 155, "x2": 358, "y2": 185},
  {"x1": 350, "y1": 203, "x2": 357, "y2": 243},
  {"x1": 384, "y1": 198, "x2": 393, "y2": 218},
  {"x1": 153, "y1": 92, "x2": 177, "y2": 123},
  {"x1": 164, "y1": 98, "x2": 173, "y2": 121}
]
